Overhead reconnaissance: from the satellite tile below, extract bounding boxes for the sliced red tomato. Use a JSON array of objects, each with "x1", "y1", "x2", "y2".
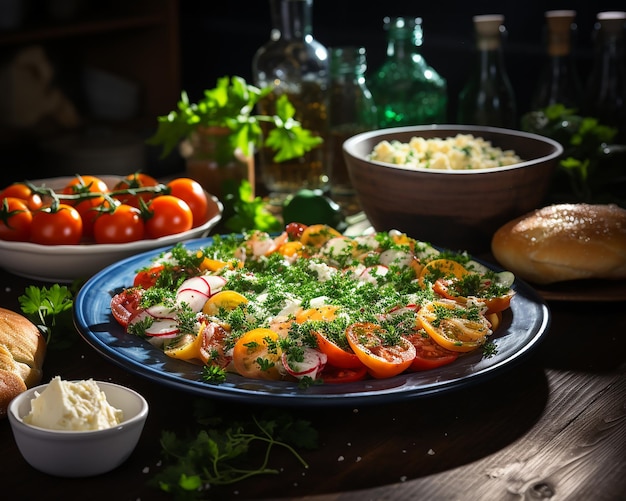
[
  {"x1": 314, "y1": 330, "x2": 364, "y2": 369},
  {"x1": 232, "y1": 328, "x2": 283, "y2": 380},
  {"x1": 133, "y1": 265, "x2": 165, "y2": 289},
  {"x1": 404, "y1": 331, "x2": 459, "y2": 371},
  {"x1": 416, "y1": 300, "x2": 492, "y2": 353},
  {"x1": 320, "y1": 364, "x2": 368, "y2": 383},
  {"x1": 111, "y1": 288, "x2": 144, "y2": 328},
  {"x1": 345, "y1": 322, "x2": 416, "y2": 379}
]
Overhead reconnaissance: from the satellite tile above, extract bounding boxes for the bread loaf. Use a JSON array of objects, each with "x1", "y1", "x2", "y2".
[
  {"x1": 0, "y1": 308, "x2": 46, "y2": 417},
  {"x1": 491, "y1": 203, "x2": 626, "y2": 285}
]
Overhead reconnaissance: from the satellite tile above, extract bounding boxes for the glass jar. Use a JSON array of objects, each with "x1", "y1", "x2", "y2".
[
  {"x1": 252, "y1": 0, "x2": 329, "y2": 200},
  {"x1": 326, "y1": 46, "x2": 378, "y2": 197},
  {"x1": 583, "y1": 11, "x2": 626, "y2": 141},
  {"x1": 457, "y1": 14, "x2": 517, "y2": 128},
  {"x1": 369, "y1": 16, "x2": 447, "y2": 127},
  {"x1": 181, "y1": 126, "x2": 253, "y2": 200},
  {"x1": 531, "y1": 10, "x2": 583, "y2": 111}
]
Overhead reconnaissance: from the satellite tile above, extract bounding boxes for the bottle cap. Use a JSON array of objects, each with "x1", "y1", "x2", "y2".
[
  {"x1": 545, "y1": 10, "x2": 576, "y2": 56},
  {"x1": 473, "y1": 14, "x2": 504, "y2": 50},
  {"x1": 596, "y1": 11, "x2": 626, "y2": 36}
]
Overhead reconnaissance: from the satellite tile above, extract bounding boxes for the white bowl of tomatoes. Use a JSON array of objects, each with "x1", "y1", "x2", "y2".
[{"x1": 0, "y1": 174, "x2": 223, "y2": 282}]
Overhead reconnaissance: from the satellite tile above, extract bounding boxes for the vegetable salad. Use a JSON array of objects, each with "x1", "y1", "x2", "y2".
[{"x1": 110, "y1": 223, "x2": 516, "y2": 385}]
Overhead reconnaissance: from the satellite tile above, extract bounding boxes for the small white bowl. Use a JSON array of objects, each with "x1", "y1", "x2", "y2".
[
  {"x1": 0, "y1": 175, "x2": 223, "y2": 281},
  {"x1": 8, "y1": 381, "x2": 149, "y2": 477}
]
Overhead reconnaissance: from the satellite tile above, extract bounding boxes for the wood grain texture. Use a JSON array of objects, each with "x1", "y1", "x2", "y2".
[{"x1": 0, "y1": 265, "x2": 624, "y2": 501}]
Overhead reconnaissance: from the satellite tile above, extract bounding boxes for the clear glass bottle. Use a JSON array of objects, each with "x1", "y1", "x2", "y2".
[
  {"x1": 252, "y1": 0, "x2": 329, "y2": 199},
  {"x1": 326, "y1": 46, "x2": 378, "y2": 197},
  {"x1": 457, "y1": 14, "x2": 517, "y2": 128},
  {"x1": 369, "y1": 16, "x2": 447, "y2": 128},
  {"x1": 583, "y1": 11, "x2": 626, "y2": 141},
  {"x1": 531, "y1": 10, "x2": 583, "y2": 111}
]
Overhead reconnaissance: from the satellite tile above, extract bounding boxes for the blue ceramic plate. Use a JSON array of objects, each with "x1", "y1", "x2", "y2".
[{"x1": 74, "y1": 237, "x2": 551, "y2": 407}]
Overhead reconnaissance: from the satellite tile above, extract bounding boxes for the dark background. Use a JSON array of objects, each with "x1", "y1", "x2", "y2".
[
  {"x1": 178, "y1": 0, "x2": 622, "y2": 122},
  {"x1": 0, "y1": 0, "x2": 623, "y2": 185}
]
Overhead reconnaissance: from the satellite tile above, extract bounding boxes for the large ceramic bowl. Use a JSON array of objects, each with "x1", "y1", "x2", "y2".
[
  {"x1": 343, "y1": 125, "x2": 564, "y2": 253},
  {"x1": 8, "y1": 380, "x2": 148, "y2": 477},
  {"x1": 0, "y1": 176, "x2": 223, "y2": 281}
]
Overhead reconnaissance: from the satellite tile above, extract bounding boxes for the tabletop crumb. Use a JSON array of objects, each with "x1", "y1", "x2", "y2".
[
  {"x1": 428, "y1": 449, "x2": 435, "y2": 455},
  {"x1": 142, "y1": 466, "x2": 150, "y2": 474},
  {"x1": 338, "y1": 456, "x2": 345, "y2": 462},
  {"x1": 400, "y1": 476, "x2": 408, "y2": 482}
]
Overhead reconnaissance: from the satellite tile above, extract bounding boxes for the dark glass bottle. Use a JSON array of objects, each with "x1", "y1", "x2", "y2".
[
  {"x1": 583, "y1": 11, "x2": 626, "y2": 141},
  {"x1": 531, "y1": 10, "x2": 583, "y2": 111},
  {"x1": 326, "y1": 46, "x2": 378, "y2": 197},
  {"x1": 369, "y1": 16, "x2": 447, "y2": 128},
  {"x1": 252, "y1": 0, "x2": 329, "y2": 199},
  {"x1": 457, "y1": 14, "x2": 517, "y2": 128}
]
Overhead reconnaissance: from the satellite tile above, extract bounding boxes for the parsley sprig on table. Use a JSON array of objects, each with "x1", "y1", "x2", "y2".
[
  {"x1": 150, "y1": 400, "x2": 318, "y2": 499},
  {"x1": 18, "y1": 284, "x2": 76, "y2": 348}
]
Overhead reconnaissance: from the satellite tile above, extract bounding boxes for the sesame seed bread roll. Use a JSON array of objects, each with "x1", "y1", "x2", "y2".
[
  {"x1": 491, "y1": 203, "x2": 626, "y2": 285},
  {"x1": 0, "y1": 308, "x2": 47, "y2": 418}
]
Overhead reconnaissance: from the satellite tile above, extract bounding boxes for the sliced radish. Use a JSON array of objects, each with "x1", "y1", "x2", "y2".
[
  {"x1": 176, "y1": 275, "x2": 226, "y2": 312},
  {"x1": 144, "y1": 318, "x2": 180, "y2": 337},
  {"x1": 281, "y1": 348, "x2": 327, "y2": 380},
  {"x1": 359, "y1": 264, "x2": 389, "y2": 284},
  {"x1": 145, "y1": 303, "x2": 177, "y2": 319}
]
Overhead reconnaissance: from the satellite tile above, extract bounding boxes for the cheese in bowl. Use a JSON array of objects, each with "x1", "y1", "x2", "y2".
[{"x1": 370, "y1": 133, "x2": 523, "y2": 170}]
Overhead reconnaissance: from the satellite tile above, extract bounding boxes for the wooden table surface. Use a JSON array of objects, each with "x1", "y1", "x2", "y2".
[{"x1": 1, "y1": 261, "x2": 625, "y2": 501}]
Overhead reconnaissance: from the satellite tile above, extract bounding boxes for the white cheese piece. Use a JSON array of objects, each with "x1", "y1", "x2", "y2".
[{"x1": 23, "y1": 376, "x2": 123, "y2": 431}]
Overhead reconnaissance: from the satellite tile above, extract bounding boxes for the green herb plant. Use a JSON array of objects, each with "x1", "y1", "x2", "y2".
[
  {"x1": 18, "y1": 284, "x2": 76, "y2": 348},
  {"x1": 150, "y1": 400, "x2": 318, "y2": 499},
  {"x1": 147, "y1": 75, "x2": 323, "y2": 162},
  {"x1": 521, "y1": 104, "x2": 625, "y2": 206}
]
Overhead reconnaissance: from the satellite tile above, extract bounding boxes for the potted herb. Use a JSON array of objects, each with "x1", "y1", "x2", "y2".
[{"x1": 147, "y1": 75, "x2": 323, "y2": 199}]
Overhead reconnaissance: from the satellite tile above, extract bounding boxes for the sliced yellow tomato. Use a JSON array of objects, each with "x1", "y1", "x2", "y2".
[
  {"x1": 202, "y1": 290, "x2": 248, "y2": 316},
  {"x1": 485, "y1": 311, "x2": 502, "y2": 332},
  {"x1": 277, "y1": 240, "x2": 305, "y2": 258},
  {"x1": 164, "y1": 322, "x2": 231, "y2": 366},
  {"x1": 232, "y1": 328, "x2": 283, "y2": 380},
  {"x1": 345, "y1": 322, "x2": 416, "y2": 379},
  {"x1": 416, "y1": 300, "x2": 492, "y2": 352},
  {"x1": 295, "y1": 305, "x2": 339, "y2": 323},
  {"x1": 299, "y1": 224, "x2": 342, "y2": 248},
  {"x1": 418, "y1": 258, "x2": 469, "y2": 288}
]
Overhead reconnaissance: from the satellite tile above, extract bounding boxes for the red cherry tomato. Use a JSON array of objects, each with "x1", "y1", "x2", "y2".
[
  {"x1": 93, "y1": 204, "x2": 145, "y2": 244},
  {"x1": 62, "y1": 175, "x2": 109, "y2": 239},
  {"x1": 285, "y1": 222, "x2": 307, "y2": 240},
  {"x1": 0, "y1": 197, "x2": 32, "y2": 241},
  {"x1": 111, "y1": 288, "x2": 144, "y2": 328},
  {"x1": 113, "y1": 172, "x2": 160, "y2": 208},
  {"x1": 0, "y1": 183, "x2": 43, "y2": 211},
  {"x1": 166, "y1": 177, "x2": 209, "y2": 227},
  {"x1": 30, "y1": 204, "x2": 83, "y2": 245},
  {"x1": 145, "y1": 195, "x2": 193, "y2": 238},
  {"x1": 405, "y1": 331, "x2": 459, "y2": 371}
]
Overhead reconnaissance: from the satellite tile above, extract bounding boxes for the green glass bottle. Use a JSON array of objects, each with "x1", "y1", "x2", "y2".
[
  {"x1": 326, "y1": 46, "x2": 378, "y2": 197},
  {"x1": 531, "y1": 10, "x2": 583, "y2": 111},
  {"x1": 369, "y1": 16, "x2": 447, "y2": 128},
  {"x1": 457, "y1": 15, "x2": 517, "y2": 128}
]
